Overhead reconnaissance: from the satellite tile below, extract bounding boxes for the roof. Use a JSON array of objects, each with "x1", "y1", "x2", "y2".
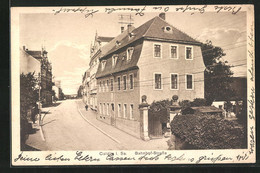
[
  {"x1": 26, "y1": 50, "x2": 42, "y2": 60},
  {"x1": 191, "y1": 106, "x2": 223, "y2": 113},
  {"x1": 97, "y1": 36, "x2": 114, "y2": 43},
  {"x1": 96, "y1": 16, "x2": 201, "y2": 78}
]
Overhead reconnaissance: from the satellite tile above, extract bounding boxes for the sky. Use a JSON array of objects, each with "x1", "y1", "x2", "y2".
[{"x1": 20, "y1": 9, "x2": 247, "y2": 95}]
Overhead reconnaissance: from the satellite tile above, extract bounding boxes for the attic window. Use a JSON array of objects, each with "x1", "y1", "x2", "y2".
[
  {"x1": 126, "y1": 47, "x2": 134, "y2": 61},
  {"x1": 101, "y1": 60, "x2": 106, "y2": 71},
  {"x1": 128, "y1": 32, "x2": 135, "y2": 39},
  {"x1": 116, "y1": 40, "x2": 121, "y2": 47},
  {"x1": 112, "y1": 55, "x2": 118, "y2": 67},
  {"x1": 163, "y1": 26, "x2": 173, "y2": 33}
]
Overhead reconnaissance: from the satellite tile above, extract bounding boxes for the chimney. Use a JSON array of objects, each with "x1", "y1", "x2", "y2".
[
  {"x1": 159, "y1": 13, "x2": 166, "y2": 20},
  {"x1": 121, "y1": 26, "x2": 124, "y2": 33}
]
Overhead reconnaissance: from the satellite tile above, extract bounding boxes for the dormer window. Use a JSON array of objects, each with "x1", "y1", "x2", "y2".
[
  {"x1": 101, "y1": 60, "x2": 106, "y2": 71},
  {"x1": 163, "y1": 26, "x2": 173, "y2": 33},
  {"x1": 128, "y1": 32, "x2": 135, "y2": 39},
  {"x1": 116, "y1": 40, "x2": 121, "y2": 47},
  {"x1": 112, "y1": 55, "x2": 118, "y2": 67},
  {"x1": 126, "y1": 47, "x2": 134, "y2": 61}
]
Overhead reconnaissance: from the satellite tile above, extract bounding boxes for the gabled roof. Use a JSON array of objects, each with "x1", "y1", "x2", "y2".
[
  {"x1": 26, "y1": 50, "x2": 42, "y2": 60},
  {"x1": 96, "y1": 15, "x2": 201, "y2": 78}
]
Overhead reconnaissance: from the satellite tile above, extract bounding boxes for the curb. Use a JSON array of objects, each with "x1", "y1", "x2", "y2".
[{"x1": 76, "y1": 102, "x2": 121, "y2": 144}]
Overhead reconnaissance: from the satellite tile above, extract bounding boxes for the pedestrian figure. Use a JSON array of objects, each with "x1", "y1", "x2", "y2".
[
  {"x1": 31, "y1": 103, "x2": 39, "y2": 124},
  {"x1": 85, "y1": 105, "x2": 88, "y2": 111}
]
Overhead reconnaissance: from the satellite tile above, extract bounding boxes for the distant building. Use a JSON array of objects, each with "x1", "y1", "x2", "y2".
[
  {"x1": 86, "y1": 32, "x2": 115, "y2": 111},
  {"x1": 24, "y1": 46, "x2": 53, "y2": 105},
  {"x1": 95, "y1": 13, "x2": 205, "y2": 139}
]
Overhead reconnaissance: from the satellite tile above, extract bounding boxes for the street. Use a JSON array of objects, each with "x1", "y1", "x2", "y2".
[{"x1": 26, "y1": 99, "x2": 168, "y2": 151}]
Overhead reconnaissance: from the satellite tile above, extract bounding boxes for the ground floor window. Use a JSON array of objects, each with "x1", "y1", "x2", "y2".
[
  {"x1": 123, "y1": 104, "x2": 127, "y2": 118},
  {"x1": 118, "y1": 104, "x2": 121, "y2": 117},
  {"x1": 186, "y1": 74, "x2": 193, "y2": 89},
  {"x1": 154, "y1": 73, "x2": 162, "y2": 90},
  {"x1": 130, "y1": 104, "x2": 134, "y2": 119}
]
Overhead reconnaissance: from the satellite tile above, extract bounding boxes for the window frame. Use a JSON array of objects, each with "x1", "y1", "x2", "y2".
[
  {"x1": 153, "y1": 43, "x2": 162, "y2": 58},
  {"x1": 126, "y1": 47, "x2": 134, "y2": 61},
  {"x1": 129, "y1": 104, "x2": 134, "y2": 120},
  {"x1": 123, "y1": 103, "x2": 127, "y2": 118},
  {"x1": 169, "y1": 44, "x2": 179, "y2": 59},
  {"x1": 153, "y1": 72, "x2": 163, "y2": 90},
  {"x1": 117, "y1": 103, "x2": 121, "y2": 117},
  {"x1": 185, "y1": 46, "x2": 193, "y2": 60},
  {"x1": 117, "y1": 76, "x2": 121, "y2": 91},
  {"x1": 123, "y1": 75, "x2": 127, "y2": 91},
  {"x1": 185, "y1": 74, "x2": 194, "y2": 90},
  {"x1": 129, "y1": 73, "x2": 134, "y2": 90},
  {"x1": 170, "y1": 73, "x2": 179, "y2": 90}
]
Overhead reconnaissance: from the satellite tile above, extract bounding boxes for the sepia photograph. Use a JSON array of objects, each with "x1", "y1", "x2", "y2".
[{"x1": 11, "y1": 4, "x2": 255, "y2": 165}]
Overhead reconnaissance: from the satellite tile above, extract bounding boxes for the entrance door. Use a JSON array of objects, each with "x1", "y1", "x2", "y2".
[
  {"x1": 111, "y1": 103, "x2": 116, "y2": 126},
  {"x1": 148, "y1": 114, "x2": 163, "y2": 138}
]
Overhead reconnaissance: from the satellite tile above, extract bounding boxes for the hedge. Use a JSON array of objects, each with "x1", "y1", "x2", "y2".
[{"x1": 170, "y1": 114, "x2": 247, "y2": 149}]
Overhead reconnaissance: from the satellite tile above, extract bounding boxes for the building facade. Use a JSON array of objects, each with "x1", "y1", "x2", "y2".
[
  {"x1": 25, "y1": 46, "x2": 53, "y2": 106},
  {"x1": 95, "y1": 13, "x2": 205, "y2": 139}
]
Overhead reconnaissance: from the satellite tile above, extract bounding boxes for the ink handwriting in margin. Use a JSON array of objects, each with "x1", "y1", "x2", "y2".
[
  {"x1": 105, "y1": 6, "x2": 146, "y2": 16},
  {"x1": 214, "y1": 5, "x2": 242, "y2": 14},
  {"x1": 52, "y1": 7, "x2": 99, "y2": 18},
  {"x1": 248, "y1": 87, "x2": 255, "y2": 120},
  {"x1": 248, "y1": 22, "x2": 254, "y2": 82},
  {"x1": 175, "y1": 5, "x2": 207, "y2": 15},
  {"x1": 14, "y1": 152, "x2": 40, "y2": 162},
  {"x1": 249, "y1": 126, "x2": 255, "y2": 154}
]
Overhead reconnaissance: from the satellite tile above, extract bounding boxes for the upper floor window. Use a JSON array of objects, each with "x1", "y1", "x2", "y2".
[
  {"x1": 185, "y1": 46, "x2": 193, "y2": 60},
  {"x1": 123, "y1": 75, "x2": 127, "y2": 90},
  {"x1": 171, "y1": 73, "x2": 178, "y2": 90},
  {"x1": 154, "y1": 73, "x2": 162, "y2": 90},
  {"x1": 170, "y1": 45, "x2": 178, "y2": 59},
  {"x1": 99, "y1": 81, "x2": 102, "y2": 92},
  {"x1": 101, "y1": 60, "x2": 106, "y2": 71},
  {"x1": 186, "y1": 74, "x2": 193, "y2": 90},
  {"x1": 127, "y1": 47, "x2": 134, "y2": 61},
  {"x1": 154, "y1": 44, "x2": 161, "y2": 58},
  {"x1": 117, "y1": 76, "x2": 121, "y2": 90},
  {"x1": 129, "y1": 74, "x2": 134, "y2": 89},
  {"x1": 110, "y1": 79, "x2": 113, "y2": 91},
  {"x1": 103, "y1": 81, "x2": 106, "y2": 92},
  {"x1": 112, "y1": 55, "x2": 118, "y2": 67},
  {"x1": 106, "y1": 80, "x2": 109, "y2": 92}
]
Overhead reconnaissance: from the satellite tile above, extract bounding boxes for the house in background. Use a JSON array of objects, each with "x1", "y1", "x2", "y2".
[
  {"x1": 24, "y1": 46, "x2": 53, "y2": 106},
  {"x1": 95, "y1": 13, "x2": 205, "y2": 139},
  {"x1": 20, "y1": 47, "x2": 41, "y2": 74},
  {"x1": 82, "y1": 70, "x2": 90, "y2": 105}
]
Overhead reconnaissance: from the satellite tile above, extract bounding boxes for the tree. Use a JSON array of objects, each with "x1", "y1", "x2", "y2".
[
  {"x1": 20, "y1": 72, "x2": 39, "y2": 148},
  {"x1": 202, "y1": 40, "x2": 234, "y2": 105}
]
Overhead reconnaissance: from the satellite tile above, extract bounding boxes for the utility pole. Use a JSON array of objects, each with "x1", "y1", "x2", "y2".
[{"x1": 38, "y1": 72, "x2": 42, "y2": 126}]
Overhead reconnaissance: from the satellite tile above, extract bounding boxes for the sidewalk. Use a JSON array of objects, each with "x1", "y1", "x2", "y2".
[{"x1": 76, "y1": 100, "x2": 169, "y2": 150}]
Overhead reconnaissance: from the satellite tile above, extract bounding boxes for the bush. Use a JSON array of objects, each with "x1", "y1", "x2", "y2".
[
  {"x1": 170, "y1": 114, "x2": 247, "y2": 149},
  {"x1": 149, "y1": 99, "x2": 171, "y2": 123},
  {"x1": 192, "y1": 98, "x2": 207, "y2": 106}
]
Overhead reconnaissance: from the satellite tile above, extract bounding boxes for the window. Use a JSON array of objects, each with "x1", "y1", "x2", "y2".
[
  {"x1": 186, "y1": 74, "x2": 193, "y2": 90},
  {"x1": 185, "y1": 46, "x2": 193, "y2": 60},
  {"x1": 129, "y1": 74, "x2": 133, "y2": 89},
  {"x1": 107, "y1": 103, "x2": 109, "y2": 115},
  {"x1": 117, "y1": 76, "x2": 121, "y2": 90},
  {"x1": 127, "y1": 47, "x2": 134, "y2": 61},
  {"x1": 110, "y1": 79, "x2": 113, "y2": 91},
  {"x1": 107, "y1": 80, "x2": 109, "y2": 92},
  {"x1": 154, "y1": 44, "x2": 161, "y2": 58},
  {"x1": 101, "y1": 60, "x2": 106, "y2": 71},
  {"x1": 123, "y1": 104, "x2": 127, "y2": 118},
  {"x1": 130, "y1": 104, "x2": 134, "y2": 119},
  {"x1": 171, "y1": 74, "x2": 178, "y2": 90},
  {"x1": 103, "y1": 103, "x2": 106, "y2": 115},
  {"x1": 154, "y1": 73, "x2": 162, "y2": 90},
  {"x1": 99, "y1": 81, "x2": 102, "y2": 92},
  {"x1": 170, "y1": 45, "x2": 178, "y2": 59},
  {"x1": 112, "y1": 55, "x2": 118, "y2": 67},
  {"x1": 123, "y1": 75, "x2": 127, "y2": 90},
  {"x1": 118, "y1": 104, "x2": 121, "y2": 117}
]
